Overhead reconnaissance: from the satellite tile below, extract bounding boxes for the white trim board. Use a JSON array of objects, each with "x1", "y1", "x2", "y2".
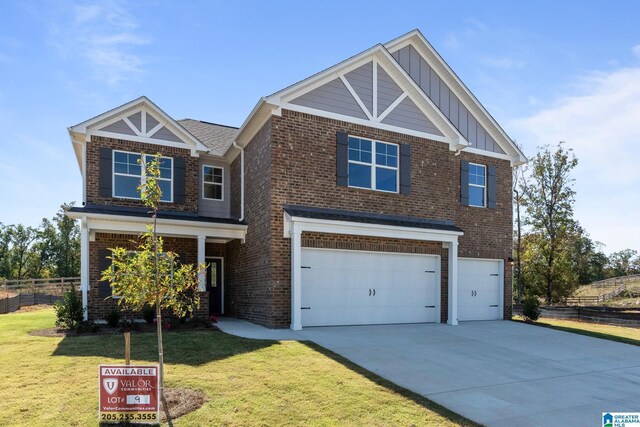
[
  {"x1": 67, "y1": 211, "x2": 247, "y2": 242},
  {"x1": 283, "y1": 212, "x2": 462, "y2": 243},
  {"x1": 384, "y1": 30, "x2": 527, "y2": 166},
  {"x1": 234, "y1": 44, "x2": 468, "y2": 153},
  {"x1": 285, "y1": 211, "x2": 462, "y2": 330}
]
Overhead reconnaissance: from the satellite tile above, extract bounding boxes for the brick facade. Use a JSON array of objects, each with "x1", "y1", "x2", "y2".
[
  {"x1": 82, "y1": 110, "x2": 513, "y2": 327},
  {"x1": 88, "y1": 233, "x2": 210, "y2": 320},
  {"x1": 224, "y1": 109, "x2": 513, "y2": 327},
  {"x1": 86, "y1": 135, "x2": 199, "y2": 212}
]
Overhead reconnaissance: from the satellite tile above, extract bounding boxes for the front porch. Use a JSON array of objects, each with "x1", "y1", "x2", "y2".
[{"x1": 67, "y1": 204, "x2": 247, "y2": 320}]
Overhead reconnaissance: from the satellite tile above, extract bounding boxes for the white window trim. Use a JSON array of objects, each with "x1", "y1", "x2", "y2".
[
  {"x1": 202, "y1": 165, "x2": 224, "y2": 201},
  {"x1": 347, "y1": 136, "x2": 400, "y2": 194},
  {"x1": 112, "y1": 150, "x2": 174, "y2": 203},
  {"x1": 468, "y1": 162, "x2": 487, "y2": 208}
]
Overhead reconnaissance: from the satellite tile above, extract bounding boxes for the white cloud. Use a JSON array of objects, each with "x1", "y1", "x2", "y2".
[
  {"x1": 510, "y1": 67, "x2": 640, "y2": 253},
  {"x1": 481, "y1": 57, "x2": 525, "y2": 69},
  {"x1": 48, "y1": 0, "x2": 150, "y2": 86}
]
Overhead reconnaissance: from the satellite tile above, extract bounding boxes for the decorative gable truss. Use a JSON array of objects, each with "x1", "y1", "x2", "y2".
[
  {"x1": 264, "y1": 46, "x2": 467, "y2": 151},
  {"x1": 69, "y1": 96, "x2": 208, "y2": 161}
]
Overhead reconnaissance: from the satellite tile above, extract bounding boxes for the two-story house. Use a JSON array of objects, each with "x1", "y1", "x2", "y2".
[{"x1": 67, "y1": 30, "x2": 526, "y2": 329}]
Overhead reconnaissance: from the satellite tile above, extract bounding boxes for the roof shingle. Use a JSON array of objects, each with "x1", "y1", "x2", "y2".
[{"x1": 178, "y1": 119, "x2": 238, "y2": 156}]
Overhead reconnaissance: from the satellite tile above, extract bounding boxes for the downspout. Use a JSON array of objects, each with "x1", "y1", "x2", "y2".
[{"x1": 232, "y1": 141, "x2": 245, "y2": 222}]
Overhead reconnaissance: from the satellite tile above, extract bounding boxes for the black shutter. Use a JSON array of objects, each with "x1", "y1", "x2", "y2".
[
  {"x1": 400, "y1": 144, "x2": 411, "y2": 194},
  {"x1": 487, "y1": 164, "x2": 497, "y2": 209},
  {"x1": 99, "y1": 147, "x2": 112, "y2": 197},
  {"x1": 97, "y1": 249, "x2": 112, "y2": 299},
  {"x1": 336, "y1": 132, "x2": 349, "y2": 187},
  {"x1": 174, "y1": 156, "x2": 186, "y2": 203},
  {"x1": 460, "y1": 160, "x2": 470, "y2": 206}
]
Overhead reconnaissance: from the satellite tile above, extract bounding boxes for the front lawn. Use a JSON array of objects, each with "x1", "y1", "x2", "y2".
[
  {"x1": 513, "y1": 316, "x2": 640, "y2": 346},
  {"x1": 0, "y1": 309, "x2": 475, "y2": 426}
]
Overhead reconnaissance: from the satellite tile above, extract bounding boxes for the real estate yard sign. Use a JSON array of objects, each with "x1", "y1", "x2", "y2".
[{"x1": 99, "y1": 365, "x2": 159, "y2": 424}]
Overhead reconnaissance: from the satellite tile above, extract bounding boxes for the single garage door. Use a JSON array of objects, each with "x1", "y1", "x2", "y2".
[
  {"x1": 301, "y1": 248, "x2": 439, "y2": 327},
  {"x1": 458, "y1": 258, "x2": 503, "y2": 321}
]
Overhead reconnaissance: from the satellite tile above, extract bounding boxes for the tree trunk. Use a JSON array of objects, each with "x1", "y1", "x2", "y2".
[
  {"x1": 547, "y1": 248, "x2": 554, "y2": 305},
  {"x1": 152, "y1": 211, "x2": 164, "y2": 398},
  {"x1": 515, "y1": 190, "x2": 523, "y2": 304}
]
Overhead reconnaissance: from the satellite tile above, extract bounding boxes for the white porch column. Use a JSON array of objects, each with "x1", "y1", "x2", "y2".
[
  {"x1": 447, "y1": 240, "x2": 459, "y2": 325},
  {"x1": 80, "y1": 217, "x2": 89, "y2": 321},
  {"x1": 197, "y1": 235, "x2": 206, "y2": 291},
  {"x1": 290, "y1": 223, "x2": 302, "y2": 331}
]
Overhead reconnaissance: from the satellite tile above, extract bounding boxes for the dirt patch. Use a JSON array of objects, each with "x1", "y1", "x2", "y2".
[
  {"x1": 16, "y1": 304, "x2": 52, "y2": 313},
  {"x1": 29, "y1": 327, "x2": 70, "y2": 337},
  {"x1": 29, "y1": 324, "x2": 220, "y2": 338},
  {"x1": 161, "y1": 387, "x2": 207, "y2": 422}
]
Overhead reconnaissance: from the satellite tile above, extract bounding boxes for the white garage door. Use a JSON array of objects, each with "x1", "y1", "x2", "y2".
[
  {"x1": 301, "y1": 248, "x2": 439, "y2": 327},
  {"x1": 458, "y1": 258, "x2": 503, "y2": 321}
]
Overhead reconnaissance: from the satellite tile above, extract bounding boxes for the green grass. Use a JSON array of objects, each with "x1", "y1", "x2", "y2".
[
  {"x1": 0, "y1": 309, "x2": 476, "y2": 426},
  {"x1": 513, "y1": 316, "x2": 640, "y2": 346}
]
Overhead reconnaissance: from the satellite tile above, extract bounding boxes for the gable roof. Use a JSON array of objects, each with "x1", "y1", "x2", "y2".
[
  {"x1": 178, "y1": 119, "x2": 238, "y2": 156},
  {"x1": 233, "y1": 30, "x2": 527, "y2": 166},
  {"x1": 384, "y1": 29, "x2": 527, "y2": 165},
  {"x1": 69, "y1": 95, "x2": 209, "y2": 151},
  {"x1": 262, "y1": 44, "x2": 467, "y2": 150}
]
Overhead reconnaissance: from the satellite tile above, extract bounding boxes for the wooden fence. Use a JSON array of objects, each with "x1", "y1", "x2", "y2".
[
  {"x1": 564, "y1": 274, "x2": 640, "y2": 305},
  {"x1": 0, "y1": 277, "x2": 80, "y2": 315},
  {"x1": 538, "y1": 306, "x2": 640, "y2": 328}
]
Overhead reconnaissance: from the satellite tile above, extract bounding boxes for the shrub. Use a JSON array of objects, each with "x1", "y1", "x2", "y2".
[
  {"x1": 141, "y1": 305, "x2": 155, "y2": 324},
  {"x1": 54, "y1": 288, "x2": 84, "y2": 330},
  {"x1": 75, "y1": 320, "x2": 100, "y2": 334},
  {"x1": 105, "y1": 309, "x2": 121, "y2": 328},
  {"x1": 522, "y1": 296, "x2": 541, "y2": 322}
]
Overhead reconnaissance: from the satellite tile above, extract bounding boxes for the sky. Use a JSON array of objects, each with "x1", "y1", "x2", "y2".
[{"x1": 0, "y1": 0, "x2": 638, "y2": 254}]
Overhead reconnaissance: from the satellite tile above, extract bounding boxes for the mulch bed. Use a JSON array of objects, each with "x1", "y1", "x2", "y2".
[
  {"x1": 29, "y1": 323, "x2": 219, "y2": 338},
  {"x1": 161, "y1": 387, "x2": 208, "y2": 422}
]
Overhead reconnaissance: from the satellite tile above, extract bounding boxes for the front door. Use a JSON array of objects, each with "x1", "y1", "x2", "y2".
[{"x1": 206, "y1": 258, "x2": 223, "y2": 314}]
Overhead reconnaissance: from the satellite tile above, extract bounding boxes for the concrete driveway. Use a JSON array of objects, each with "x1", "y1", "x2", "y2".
[{"x1": 218, "y1": 319, "x2": 640, "y2": 426}]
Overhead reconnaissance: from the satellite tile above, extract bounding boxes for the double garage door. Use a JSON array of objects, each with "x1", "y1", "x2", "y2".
[
  {"x1": 301, "y1": 248, "x2": 439, "y2": 327},
  {"x1": 300, "y1": 249, "x2": 503, "y2": 327}
]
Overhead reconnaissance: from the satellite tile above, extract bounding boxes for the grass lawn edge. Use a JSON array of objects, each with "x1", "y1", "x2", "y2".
[{"x1": 511, "y1": 317, "x2": 640, "y2": 347}]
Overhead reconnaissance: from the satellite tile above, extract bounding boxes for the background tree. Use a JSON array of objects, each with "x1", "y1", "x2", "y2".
[
  {"x1": 101, "y1": 154, "x2": 205, "y2": 403},
  {"x1": 606, "y1": 249, "x2": 639, "y2": 277},
  {"x1": 521, "y1": 142, "x2": 578, "y2": 304},
  {"x1": 10, "y1": 225, "x2": 38, "y2": 280},
  {"x1": 0, "y1": 224, "x2": 12, "y2": 279},
  {"x1": 567, "y1": 225, "x2": 607, "y2": 285},
  {"x1": 53, "y1": 203, "x2": 81, "y2": 277},
  {"x1": 0, "y1": 204, "x2": 80, "y2": 281},
  {"x1": 513, "y1": 161, "x2": 526, "y2": 303}
]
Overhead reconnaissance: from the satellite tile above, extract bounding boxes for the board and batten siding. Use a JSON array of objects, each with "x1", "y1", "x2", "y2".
[
  {"x1": 198, "y1": 156, "x2": 231, "y2": 218},
  {"x1": 391, "y1": 45, "x2": 505, "y2": 154}
]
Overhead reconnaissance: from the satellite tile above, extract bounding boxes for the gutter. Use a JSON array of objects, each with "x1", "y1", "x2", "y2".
[{"x1": 232, "y1": 141, "x2": 245, "y2": 222}]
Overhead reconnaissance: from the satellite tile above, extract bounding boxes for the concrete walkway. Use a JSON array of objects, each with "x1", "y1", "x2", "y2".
[{"x1": 217, "y1": 317, "x2": 640, "y2": 427}]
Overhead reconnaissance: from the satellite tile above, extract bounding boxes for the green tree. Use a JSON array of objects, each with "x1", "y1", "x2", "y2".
[
  {"x1": 0, "y1": 223, "x2": 12, "y2": 279},
  {"x1": 9, "y1": 225, "x2": 38, "y2": 279},
  {"x1": 521, "y1": 142, "x2": 578, "y2": 304},
  {"x1": 100, "y1": 154, "x2": 205, "y2": 402},
  {"x1": 567, "y1": 226, "x2": 607, "y2": 285},
  {"x1": 606, "y1": 249, "x2": 639, "y2": 277},
  {"x1": 53, "y1": 203, "x2": 80, "y2": 277}
]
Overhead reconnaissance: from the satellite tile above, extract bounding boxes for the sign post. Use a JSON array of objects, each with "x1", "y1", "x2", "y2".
[{"x1": 98, "y1": 365, "x2": 159, "y2": 424}]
